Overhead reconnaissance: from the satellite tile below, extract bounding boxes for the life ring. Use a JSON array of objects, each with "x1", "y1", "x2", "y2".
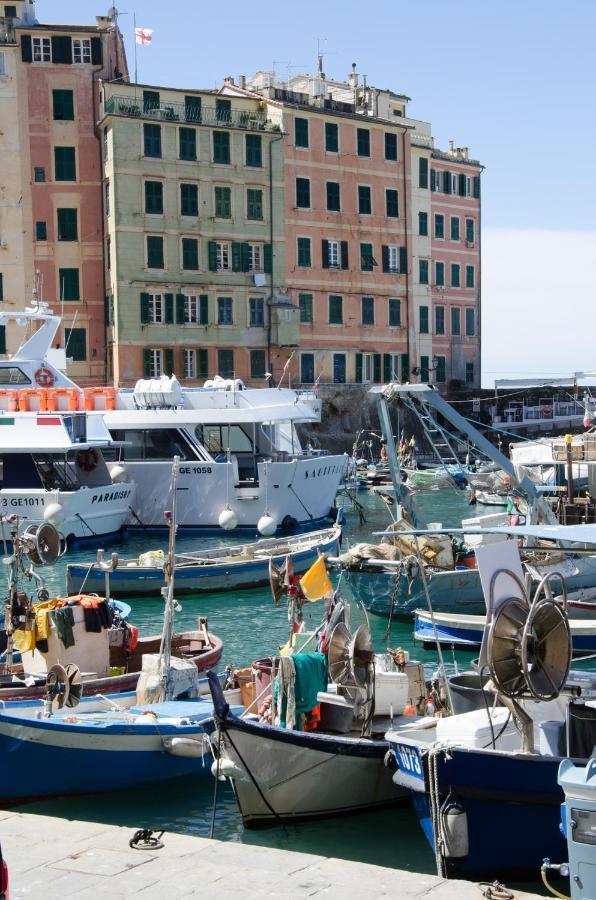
[
  {"x1": 35, "y1": 367, "x2": 55, "y2": 388},
  {"x1": 127, "y1": 624, "x2": 139, "y2": 652},
  {"x1": 75, "y1": 448, "x2": 100, "y2": 472}
]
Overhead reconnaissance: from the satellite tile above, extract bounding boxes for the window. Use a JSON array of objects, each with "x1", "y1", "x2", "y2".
[
  {"x1": 323, "y1": 238, "x2": 347, "y2": 269},
  {"x1": 218, "y1": 349, "x2": 234, "y2": 378},
  {"x1": 216, "y1": 98, "x2": 231, "y2": 122},
  {"x1": 386, "y1": 189, "x2": 399, "y2": 218},
  {"x1": 419, "y1": 305, "x2": 429, "y2": 333},
  {"x1": 360, "y1": 242, "x2": 376, "y2": 272},
  {"x1": 72, "y1": 38, "x2": 91, "y2": 64},
  {"x1": 250, "y1": 350, "x2": 266, "y2": 378},
  {"x1": 57, "y1": 208, "x2": 77, "y2": 241},
  {"x1": 4, "y1": 5, "x2": 17, "y2": 17},
  {"x1": 325, "y1": 122, "x2": 338, "y2": 153},
  {"x1": 32, "y1": 37, "x2": 51, "y2": 62},
  {"x1": 249, "y1": 297, "x2": 265, "y2": 327},
  {"x1": 246, "y1": 188, "x2": 263, "y2": 220},
  {"x1": 466, "y1": 218, "x2": 475, "y2": 244},
  {"x1": 385, "y1": 132, "x2": 398, "y2": 161},
  {"x1": 443, "y1": 171, "x2": 452, "y2": 194},
  {"x1": 295, "y1": 177, "x2": 310, "y2": 208},
  {"x1": 245, "y1": 242, "x2": 262, "y2": 273},
  {"x1": 419, "y1": 157, "x2": 429, "y2": 189},
  {"x1": 435, "y1": 261, "x2": 445, "y2": 288},
  {"x1": 146, "y1": 235, "x2": 164, "y2": 269},
  {"x1": 145, "y1": 180, "x2": 163, "y2": 215},
  {"x1": 333, "y1": 353, "x2": 346, "y2": 384},
  {"x1": 418, "y1": 211, "x2": 428, "y2": 236},
  {"x1": 34, "y1": 167, "x2": 45, "y2": 183},
  {"x1": 182, "y1": 237, "x2": 199, "y2": 270},
  {"x1": 246, "y1": 134, "x2": 262, "y2": 167},
  {"x1": 419, "y1": 259, "x2": 429, "y2": 285},
  {"x1": 435, "y1": 306, "x2": 445, "y2": 335},
  {"x1": 179, "y1": 127, "x2": 197, "y2": 161},
  {"x1": 103, "y1": 127, "x2": 109, "y2": 160},
  {"x1": 185, "y1": 95, "x2": 202, "y2": 123},
  {"x1": 466, "y1": 265, "x2": 475, "y2": 289},
  {"x1": 181, "y1": 295, "x2": 200, "y2": 324},
  {"x1": 357, "y1": 127, "x2": 370, "y2": 157},
  {"x1": 144, "y1": 350, "x2": 164, "y2": 379},
  {"x1": 145, "y1": 293, "x2": 168, "y2": 324},
  {"x1": 104, "y1": 181, "x2": 110, "y2": 217},
  {"x1": 358, "y1": 185, "x2": 371, "y2": 215},
  {"x1": 0, "y1": 52, "x2": 4, "y2": 76},
  {"x1": 361, "y1": 296, "x2": 374, "y2": 326},
  {"x1": 36, "y1": 221, "x2": 47, "y2": 241},
  {"x1": 294, "y1": 117, "x2": 309, "y2": 148},
  {"x1": 59, "y1": 268, "x2": 79, "y2": 301},
  {"x1": 214, "y1": 186, "x2": 231, "y2": 218},
  {"x1": 215, "y1": 241, "x2": 230, "y2": 271},
  {"x1": 142, "y1": 90, "x2": 159, "y2": 113},
  {"x1": 451, "y1": 307, "x2": 461, "y2": 335},
  {"x1": 299, "y1": 293, "x2": 313, "y2": 323},
  {"x1": 65, "y1": 327, "x2": 86, "y2": 362},
  {"x1": 329, "y1": 294, "x2": 343, "y2": 325},
  {"x1": 450, "y1": 216, "x2": 460, "y2": 241},
  {"x1": 183, "y1": 349, "x2": 197, "y2": 380},
  {"x1": 301, "y1": 353, "x2": 315, "y2": 384},
  {"x1": 53, "y1": 89, "x2": 74, "y2": 121},
  {"x1": 54, "y1": 147, "x2": 76, "y2": 181},
  {"x1": 388, "y1": 298, "x2": 401, "y2": 327},
  {"x1": 451, "y1": 263, "x2": 460, "y2": 288},
  {"x1": 434, "y1": 214, "x2": 444, "y2": 239},
  {"x1": 420, "y1": 356, "x2": 430, "y2": 383},
  {"x1": 466, "y1": 362, "x2": 475, "y2": 384},
  {"x1": 465, "y1": 307, "x2": 475, "y2": 336},
  {"x1": 382, "y1": 244, "x2": 399, "y2": 273},
  {"x1": 143, "y1": 123, "x2": 161, "y2": 158},
  {"x1": 326, "y1": 181, "x2": 341, "y2": 212},
  {"x1": 297, "y1": 237, "x2": 311, "y2": 267},
  {"x1": 435, "y1": 356, "x2": 446, "y2": 383},
  {"x1": 180, "y1": 183, "x2": 198, "y2": 216},
  {"x1": 217, "y1": 297, "x2": 233, "y2": 325},
  {"x1": 213, "y1": 131, "x2": 230, "y2": 164}
]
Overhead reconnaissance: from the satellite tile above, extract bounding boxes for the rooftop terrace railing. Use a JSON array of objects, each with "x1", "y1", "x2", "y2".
[{"x1": 103, "y1": 95, "x2": 274, "y2": 131}]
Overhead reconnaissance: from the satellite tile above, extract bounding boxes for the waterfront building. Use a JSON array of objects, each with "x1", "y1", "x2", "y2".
[
  {"x1": 0, "y1": 2, "x2": 126, "y2": 382},
  {"x1": 99, "y1": 80, "x2": 293, "y2": 386}
]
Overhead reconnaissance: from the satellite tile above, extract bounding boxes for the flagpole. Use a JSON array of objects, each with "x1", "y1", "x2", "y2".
[{"x1": 133, "y1": 12, "x2": 138, "y2": 83}]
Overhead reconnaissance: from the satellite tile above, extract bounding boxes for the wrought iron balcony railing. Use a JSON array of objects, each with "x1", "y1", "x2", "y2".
[{"x1": 103, "y1": 95, "x2": 275, "y2": 132}]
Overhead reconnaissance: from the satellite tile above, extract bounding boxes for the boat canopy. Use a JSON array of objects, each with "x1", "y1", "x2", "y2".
[{"x1": 374, "y1": 523, "x2": 596, "y2": 545}]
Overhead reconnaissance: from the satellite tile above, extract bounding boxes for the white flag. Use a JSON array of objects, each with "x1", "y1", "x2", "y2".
[{"x1": 135, "y1": 27, "x2": 153, "y2": 45}]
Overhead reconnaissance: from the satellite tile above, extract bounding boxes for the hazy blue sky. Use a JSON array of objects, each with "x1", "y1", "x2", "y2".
[{"x1": 37, "y1": 1, "x2": 596, "y2": 382}]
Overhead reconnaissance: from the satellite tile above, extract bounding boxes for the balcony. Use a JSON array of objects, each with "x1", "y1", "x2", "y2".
[
  {"x1": 103, "y1": 95, "x2": 275, "y2": 132},
  {"x1": 0, "y1": 18, "x2": 16, "y2": 45}
]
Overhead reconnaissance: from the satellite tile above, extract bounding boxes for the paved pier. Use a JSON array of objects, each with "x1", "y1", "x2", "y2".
[{"x1": 2, "y1": 809, "x2": 543, "y2": 899}]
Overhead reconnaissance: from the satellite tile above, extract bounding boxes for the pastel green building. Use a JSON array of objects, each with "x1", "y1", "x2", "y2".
[{"x1": 99, "y1": 81, "x2": 294, "y2": 386}]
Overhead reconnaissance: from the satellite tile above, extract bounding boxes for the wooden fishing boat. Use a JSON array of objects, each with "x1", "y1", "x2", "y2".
[{"x1": 66, "y1": 523, "x2": 342, "y2": 597}]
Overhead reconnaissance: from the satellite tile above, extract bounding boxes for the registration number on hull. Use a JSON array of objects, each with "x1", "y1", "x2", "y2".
[{"x1": 393, "y1": 741, "x2": 425, "y2": 783}]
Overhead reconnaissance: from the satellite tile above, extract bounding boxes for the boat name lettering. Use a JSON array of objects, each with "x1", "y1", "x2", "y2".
[
  {"x1": 90, "y1": 489, "x2": 132, "y2": 504},
  {"x1": 179, "y1": 466, "x2": 212, "y2": 475},
  {"x1": 305, "y1": 465, "x2": 341, "y2": 478},
  {"x1": 1, "y1": 497, "x2": 44, "y2": 507}
]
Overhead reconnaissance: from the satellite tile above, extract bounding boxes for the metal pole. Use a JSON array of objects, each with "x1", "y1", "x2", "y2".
[
  {"x1": 133, "y1": 13, "x2": 138, "y2": 84},
  {"x1": 160, "y1": 456, "x2": 179, "y2": 699}
]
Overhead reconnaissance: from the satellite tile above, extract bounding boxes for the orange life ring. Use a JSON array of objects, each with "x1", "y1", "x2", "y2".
[
  {"x1": 35, "y1": 367, "x2": 55, "y2": 388},
  {"x1": 127, "y1": 624, "x2": 139, "y2": 652},
  {"x1": 75, "y1": 448, "x2": 100, "y2": 472}
]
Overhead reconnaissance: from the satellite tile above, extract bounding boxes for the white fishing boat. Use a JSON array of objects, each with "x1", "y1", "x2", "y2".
[{"x1": 0, "y1": 304, "x2": 347, "y2": 535}]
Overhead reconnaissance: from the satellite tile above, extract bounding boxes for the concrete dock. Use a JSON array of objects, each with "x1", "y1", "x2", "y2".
[{"x1": 1, "y1": 809, "x2": 545, "y2": 899}]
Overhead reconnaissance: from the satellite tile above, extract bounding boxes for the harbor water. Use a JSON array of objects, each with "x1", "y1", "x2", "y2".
[{"x1": 7, "y1": 485, "x2": 549, "y2": 886}]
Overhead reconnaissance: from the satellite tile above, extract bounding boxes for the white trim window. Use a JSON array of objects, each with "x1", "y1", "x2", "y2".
[
  {"x1": 248, "y1": 242, "x2": 263, "y2": 272},
  {"x1": 32, "y1": 37, "x2": 51, "y2": 62},
  {"x1": 183, "y1": 349, "x2": 197, "y2": 379},
  {"x1": 72, "y1": 39, "x2": 91, "y2": 64},
  {"x1": 0, "y1": 52, "x2": 6, "y2": 76},
  {"x1": 217, "y1": 296, "x2": 233, "y2": 326},
  {"x1": 215, "y1": 241, "x2": 231, "y2": 271},
  {"x1": 387, "y1": 245, "x2": 399, "y2": 273},
  {"x1": 184, "y1": 295, "x2": 200, "y2": 325},
  {"x1": 362, "y1": 353, "x2": 374, "y2": 384},
  {"x1": 328, "y1": 239, "x2": 340, "y2": 268},
  {"x1": 147, "y1": 349, "x2": 163, "y2": 378},
  {"x1": 249, "y1": 297, "x2": 265, "y2": 327},
  {"x1": 148, "y1": 293, "x2": 165, "y2": 324}
]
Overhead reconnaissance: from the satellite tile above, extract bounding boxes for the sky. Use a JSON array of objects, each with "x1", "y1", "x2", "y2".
[{"x1": 38, "y1": 0, "x2": 596, "y2": 385}]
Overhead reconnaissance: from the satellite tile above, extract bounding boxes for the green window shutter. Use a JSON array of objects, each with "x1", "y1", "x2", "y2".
[
  {"x1": 51, "y1": 35, "x2": 72, "y2": 64},
  {"x1": 451, "y1": 217, "x2": 460, "y2": 241},
  {"x1": 385, "y1": 132, "x2": 398, "y2": 161},
  {"x1": 382, "y1": 245, "x2": 389, "y2": 273},
  {"x1": 299, "y1": 293, "x2": 313, "y2": 323},
  {"x1": 418, "y1": 211, "x2": 428, "y2": 236},
  {"x1": 419, "y1": 305, "x2": 429, "y2": 333},
  {"x1": 458, "y1": 173, "x2": 466, "y2": 196},
  {"x1": 321, "y1": 239, "x2": 329, "y2": 268},
  {"x1": 247, "y1": 188, "x2": 263, "y2": 220},
  {"x1": 325, "y1": 122, "x2": 339, "y2": 153},
  {"x1": 389, "y1": 298, "x2": 400, "y2": 327},
  {"x1": 373, "y1": 353, "x2": 381, "y2": 383},
  {"x1": 399, "y1": 246, "x2": 407, "y2": 274},
  {"x1": 57, "y1": 208, "x2": 77, "y2": 241},
  {"x1": 213, "y1": 131, "x2": 230, "y2": 164},
  {"x1": 435, "y1": 306, "x2": 445, "y2": 334},
  {"x1": 436, "y1": 262, "x2": 445, "y2": 287},
  {"x1": 355, "y1": 353, "x2": 363, "y2": 384},
  {"x1": 53, "y1": 89, "x2": 74, "y2": 121},
  {"x1": 383, "y1": 353, "x2": 392, "y2": 382},
  {"x1": 419, "y1": 157, "x2": 429, "y2": 188},
  {"x1": 329, "y1": 295, "x2": 343, "y2": 324},
  {"x1": 199, "y1": 295, "x2": 209, "y2": 325},
  {"x1": 36, "y1": 221, "x2": 47, "y2": 241},
  {"x1": 466, "y1": 218, "x2": 475, "y2": 243},
  {"x1": 164, "y1": 348, "x2": 174, "y2": 375},
  {"x1": 250, "y1": 350, "x2": 266, "y2": 378},
  {"x1": 436, "y1": 356, "x2": 446, "y2": 383},
  {"x1": 246, "y1": 134, "x2": 262, "y2": 167},
  {"x1": 297, "y1": 237, "x2": 311, "y2": 267},
  {"x1": 294, "y1": 117, "x2": 309, "y2": 148},
  {"x1": 59, "y1": 268, "x2": 79, "y2": 301},
  {"x1": 176, "y1": 293, "x2": 185, "y2": 323},
  {"x1": 143, "y1": 349, "x2": 152, "y2": 378},
  {"x1": 90, "y1": 37, "x2": 102, "y2": 65},
  {"x1": 179, "y1": 127, "x2": 197, "y2": 161},
  {"x1": 264, "y1": 243, "x2": 273, "y2": 274},
  {"x1": 386, "y1": 189, "x2": 398, "y2": 217},
  {"x1": 21, "y1": 34, "x2": 32, "y2": 62},
  {"x1": 443, "y1": 171, "x2": 451, "y2": 194},
  {"x1": 231, "y1": 242, "x2": 242, "y2": 272},
  {"x1": 66, "y1": 327, "x2": 86, "y2": 361},
  {"x1": 197, "y1": 348, "x2": 208, "y2": 378},
  {"x1": 143, "y1": 124, "x2": 161, "y2": 158},
  {"x1": 0, "y1": 325, "x2": 5, "y2": 354},
  {"x1": 240, "y1": 242, "x2": 250, "y2": 272},
  {"x1": 164, "y1": 294, "x2": 174, "y2": 324},
  {"x1": 0, "y1": 273, "x2": 3, "y2": 302},
  {"x1": 473, "y1": 176, "x2": 480, "y2": 198},
  {"x1": 400, "y1": 353, "x2": 409, "y2": 382},
  {"x1": 145, "y1": 181, "x2": 163, "y2": 214},
  {"x1": 466, "y1": 265, "x2": 475, "y2": 288},
  {"x1": 340, "y1": 241, "x2": 349, "y2": 270},
  {"x1": 420, "y1": 355, "x2": 429, "y2": 383},
  {"x1": 451, "y1": 264, "x2": 460, "y2": 288},
  {"x1": 435, "y1": 214, "x2": 444, "y2": 238},
  {"x1": 208, "y1": 241, "x2": 217, "y2": 272},
  {"x1": 182, "y1": 238, "x2": 198, "y2": 271},
  {"x1": 146, "y1": 236, "x2": 164, "y2": 269},
  {"x1": 466, "y1": 362, "x2": 474, "y2": 384},
  {"x1": 143, "y1": 90, "x2": 160, "y2": 112},
  {"x1": 181, "y1": 183, "x2": 198, "y2": 216}
]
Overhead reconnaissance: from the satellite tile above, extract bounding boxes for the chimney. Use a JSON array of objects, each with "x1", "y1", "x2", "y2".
[
  {"x1": 224, "y1": 75, "x2": 235, "y2": 86},
  {"x1": 348, "y1": 62, "x2": 358, "y2": 89},
  {"x1": 239, "y1": 74, "x2": 246, "y2": 89},
  {"x1": 449, "y1": 140, "x2": 454, "y2": 153},
  {"x1": 317, "y1": 54, "x2": 325, "y2": 79},
  {"x1": 96, "y1": 15, "x2": 110, "y2": 31}
]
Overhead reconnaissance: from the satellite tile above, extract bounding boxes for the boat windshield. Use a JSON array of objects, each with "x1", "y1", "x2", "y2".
[
  {"x1": 107, "y1": 428, "x2": 196, "y2": 461},
  {"x1": 0, "y1": 367, "x2": 31, "y2": 385}
]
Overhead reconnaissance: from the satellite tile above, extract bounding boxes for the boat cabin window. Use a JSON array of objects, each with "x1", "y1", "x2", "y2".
[
  {"x1": 195, "y1": 424, "x2": 253, "y2": 455},
  {"x1": 109, "y1": 428, "x2": 194, "y2": 461},
  {"x1": 0, "y1": 367, "x2": 31, "y2": 385},
  {"x1": 0, "y1": 455, "x2": 45, "y2": 489},
  {"x1": 63, "y1": 414, "x2": 87, "y2": 444}
]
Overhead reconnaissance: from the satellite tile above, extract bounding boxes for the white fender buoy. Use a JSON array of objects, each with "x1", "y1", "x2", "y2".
[
  {"x1": 257, "y1": 514, "x2": 276, "y2": 537},
  {"x1": 440, "y1": 798, "x2": 469, "y2": 858},
  {"x1": 109, "y1": 464, "x2": 129, "y2": 484},
  {"x1": 218, "y1": 507, "x2": 238, "y2": 530},
  {"x1": 43, "y1": 502, "x2": 64, "y2": 526}
]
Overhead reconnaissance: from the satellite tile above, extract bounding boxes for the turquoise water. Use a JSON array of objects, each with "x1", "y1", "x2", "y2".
[{"x1": 10, "y1": 486, "x2": 548, "y2": 887}]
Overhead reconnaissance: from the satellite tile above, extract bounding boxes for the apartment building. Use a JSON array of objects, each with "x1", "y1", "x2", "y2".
[
  {"x1": 99, "y1": 81, "x2": 294, "y2": 386},
  {"x1": 0, "y1": 1, "x2": 126, "y2": 381}
]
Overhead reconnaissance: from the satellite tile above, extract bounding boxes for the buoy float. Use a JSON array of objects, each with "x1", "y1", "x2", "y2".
[
  {"x1": 44, "y1": 502, "x2": 64, "y2": 526},
  {"x1": 218, "y1": 507, "x2": 238, "y2": 530},
  {"x1": 257, "y1": 514, "x2": 276, "y2": 537},
  {"x1": 109, "y1": 464, "x2": 129, "y2": 484}
]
